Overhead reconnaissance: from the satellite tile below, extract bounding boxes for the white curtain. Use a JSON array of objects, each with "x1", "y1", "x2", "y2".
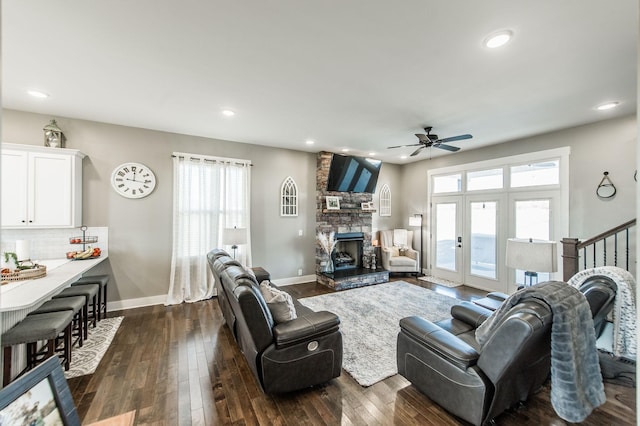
[{"x1": 166, "y1": 153, "x2": 251, "y2": 305}]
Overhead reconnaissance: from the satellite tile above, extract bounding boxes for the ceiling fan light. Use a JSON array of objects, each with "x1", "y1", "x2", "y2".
[
  {"x1": 484, "y1": 30, "x2": 513, "y2": 48},
  {"x1": 596, "y1": 101, "x2": 619, "y2": 111}
]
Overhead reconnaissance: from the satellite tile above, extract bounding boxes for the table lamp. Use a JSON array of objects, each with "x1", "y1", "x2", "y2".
[
  {"x1": 506, "y1": 238, "x2": 557, "y2": 287},
  {"x1": 223, "y1": 226, "x2": 247, "y2": 259}
]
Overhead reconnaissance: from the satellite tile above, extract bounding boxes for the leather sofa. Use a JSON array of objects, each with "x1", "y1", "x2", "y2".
[
  {"x1": 206, "y1": 249, "x2": 343, "y2": 393},
  {"x1": 397, "y1": 297, "x2": 553, "y2": 426}
]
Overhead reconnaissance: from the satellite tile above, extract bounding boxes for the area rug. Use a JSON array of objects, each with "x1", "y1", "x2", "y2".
[
  {"x1": 299, "y1": 281, "x2": 459, "y2": 386},
  {"x1": 418, "y1": 275, "x2": 463, "y2": 288},
  {"x1": 64, "y1": 316, "x2": 123, "y2": 379}
]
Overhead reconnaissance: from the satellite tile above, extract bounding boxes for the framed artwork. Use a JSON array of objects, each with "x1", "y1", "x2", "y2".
[
  {"x1": 280, "y1": 176, "x2": 298, "y2": 216},
  {"x1": 361, "y1": 202, "x2": 373, "y2": 210},
  {"x1": 326, "y1": 196, "x2": 340, "y2": 210},
  {"x1": 0, "y1": 357, "x2": 80, "y2": 425},
  {"x1": 379, "y1": 184, "x2": 391, "y2": 216}
]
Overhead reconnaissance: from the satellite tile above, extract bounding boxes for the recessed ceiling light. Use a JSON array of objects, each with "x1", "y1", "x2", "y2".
[
  {"x1": 221, "y1": 109, "x2": 235, "y2": 117},
  {"x1": 27, "y1": 90, "x2": 49, "y2": 98},
  {"x1": 368, "y1": 152, "x2": 376, "y2": 156},
  {"x1": 305, "y1": 140, "x2": 315, "y2": 145},
  {"x1": 484, "y1": 30, "x2": 513, "y2": 48},
  {"x1": 400, "y1": 155, "x2": 408, "y2": 160},
  {"x1": 596, "y1": 102, "x2": 620, "y2": 111},
  {"x1": 341, "y1": 148, "x2": 350, "y2": 152}
]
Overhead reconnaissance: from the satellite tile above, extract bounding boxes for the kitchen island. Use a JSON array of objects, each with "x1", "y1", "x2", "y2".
[{"x1": 1, "y1": 255, "x2": 108, "y2": 332}]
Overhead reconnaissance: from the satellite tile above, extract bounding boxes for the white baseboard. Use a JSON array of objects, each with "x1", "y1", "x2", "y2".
[
  {"x1": 107, "y1": 294, "x2": 167, "y2": 312},
  {"x1": 107, "y1": 275, "x2": 317, "y2": 311},
  {"x1": 271, "y1": 274, "x2": 316, "y2": 286}
]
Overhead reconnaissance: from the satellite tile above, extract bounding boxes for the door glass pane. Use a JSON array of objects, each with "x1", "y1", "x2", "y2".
[
  {"x1": 435, "y1": 203, "x2": 457, "y2": 271},
  {"x1": 470, "y1": 201, "x2": 496, "y2": 279},
  {"x1": 514, "y1": 199, "x2": 551, "y2": 284},
  {"x1": 510, "y1": 160, "x2": 559, "y2": 188},
  {"x1": 433, "y1": 174, "x2": 461, "y2": 193},
  {"x1": 467, "y1": 168, "x2": 503, "y2": 191}
]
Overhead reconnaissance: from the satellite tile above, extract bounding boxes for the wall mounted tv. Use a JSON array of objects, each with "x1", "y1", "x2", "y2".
[{"x1": 326, "y1": 154, "x2": 382, "y2": 193}]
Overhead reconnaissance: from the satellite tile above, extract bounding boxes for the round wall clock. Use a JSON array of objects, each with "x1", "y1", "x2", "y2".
[{"x1": 111, "y1": 162, "x2": 157, "y2": 199}]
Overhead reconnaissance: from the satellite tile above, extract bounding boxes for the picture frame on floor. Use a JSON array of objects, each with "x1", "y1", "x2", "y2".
[{"x1": 0, "y1": 357, "x2": 80, "y2": 426}]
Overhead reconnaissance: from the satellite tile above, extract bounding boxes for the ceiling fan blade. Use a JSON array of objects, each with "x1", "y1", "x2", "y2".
[
  {"x1": 410, "y1": 146, "x2": 425, "y2": 156},
  {"x1": 437, "y1": 134, "x2": 472, "y2": 143},
  {"x1": 387, "y1": 143, "x2": 422, "y2": 149},
  {"x1": 434, "y1": 143, "x2": 460, "y2": 152},
  {"x1": 415, "y1": 134, "x2": 430, "y2": 143}
]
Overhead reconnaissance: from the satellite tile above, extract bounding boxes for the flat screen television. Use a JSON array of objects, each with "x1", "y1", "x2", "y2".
[{"x1": 326, "y1": 154, "x2": 382, "y2": 193}]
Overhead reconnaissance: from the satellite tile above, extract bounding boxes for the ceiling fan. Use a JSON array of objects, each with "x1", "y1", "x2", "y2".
[{"x1": 388, "y1": 126, "x2": 473, "y2": 157}]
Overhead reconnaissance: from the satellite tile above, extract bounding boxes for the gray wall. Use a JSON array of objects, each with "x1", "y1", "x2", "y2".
[
  {"x1": 400, "y1": 115, "x2": 636, "y2": 234},
  {"x1": 2, "y1": 109, "x2": 320, "y2": 303},
  {"x1": 2, "y1": 108, "x2": 404, "y2": 304},
  {"x1": 2, "y1": 109, "x2": 634, "y2": 304},
  {"x1": 399, "y1": 114, "x2": 637, "y2": 270}
]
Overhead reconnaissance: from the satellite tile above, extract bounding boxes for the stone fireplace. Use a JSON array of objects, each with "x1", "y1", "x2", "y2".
[{"x1": 316, "y1": 151, "x2": 389, "y2": 290}]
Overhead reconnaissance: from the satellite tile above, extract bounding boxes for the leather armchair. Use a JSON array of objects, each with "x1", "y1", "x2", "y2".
[
  {"x1": 380, "y1": 229, "x2": 419, "y2": 274},
  {"x1": 397, "y1": 298, "x2": 552, "y2": 426},
  {"x1": 482, "y1": 275, "x2": 616, "y2": 338}
]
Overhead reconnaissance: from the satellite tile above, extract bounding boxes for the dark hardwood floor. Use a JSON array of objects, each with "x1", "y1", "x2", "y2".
[{"x1": 67, "y1": 277, "x2": 636, "y2": 425}]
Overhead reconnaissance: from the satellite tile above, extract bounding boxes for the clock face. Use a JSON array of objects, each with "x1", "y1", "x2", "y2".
[{"x1": 111, "y1": 162, "x2": 157, "y2": 199}]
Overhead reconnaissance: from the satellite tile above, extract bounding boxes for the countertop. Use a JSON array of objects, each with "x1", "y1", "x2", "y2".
[{"x1": 0, "y1": 255, "x2": 108, "y2": 312}]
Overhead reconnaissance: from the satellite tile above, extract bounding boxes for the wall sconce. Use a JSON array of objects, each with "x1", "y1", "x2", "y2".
[{"x1": 43, "y1": 119, "x2": 66, "y2": 148}]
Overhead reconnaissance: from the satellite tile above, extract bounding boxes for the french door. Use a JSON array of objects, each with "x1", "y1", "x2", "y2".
[
  {"x1": 432, "y1": 194, "x2": 506, "y2": 292},
  {"x1": 431, "y1": 191, "x2": 559, "y2": 293}
]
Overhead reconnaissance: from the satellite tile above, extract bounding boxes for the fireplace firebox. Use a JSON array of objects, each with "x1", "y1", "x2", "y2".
[{"x1": 332, "y1": 232, "x2": 364, "y2": 270}]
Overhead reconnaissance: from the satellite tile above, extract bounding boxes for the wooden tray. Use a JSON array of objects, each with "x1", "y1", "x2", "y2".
[{"x1": 1, "y1": 264, "x2": 47, "y2": 282}]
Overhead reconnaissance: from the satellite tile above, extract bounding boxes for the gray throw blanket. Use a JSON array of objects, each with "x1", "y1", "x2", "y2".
[{"x1": 476, "y1": 281, "x2": 605, "y2": 423}]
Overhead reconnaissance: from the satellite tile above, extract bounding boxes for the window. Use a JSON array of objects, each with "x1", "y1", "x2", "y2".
[
  {"x1": 467, "y1": 168, "x2": 503, "y2": 191},
  {"x1": 280, "y1": 176, "x2": 298, "y2": 216},
  {"x1": 433, "y1": 174, "x2": 462, "y2": 193},
  {"x1": 166, "y1": 152, "x2": 251, "y2": 305},
  {"x1": 510, "y1": 160, "x2": 559, "y2": 188}
]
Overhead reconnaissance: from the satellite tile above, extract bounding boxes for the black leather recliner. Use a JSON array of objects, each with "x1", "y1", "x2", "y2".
[
  {"x1": 397, "y1": 298, "x2": 553, "y2": 426},
  {"x1": 483, "y1": 275, "x2": 617, "y2": 338},
  {"x1": 207, "y1": 249, "x2": 343, "y2": 394}
]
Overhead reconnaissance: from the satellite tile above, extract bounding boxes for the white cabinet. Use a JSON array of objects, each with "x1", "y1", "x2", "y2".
[{"x1": 2, "y1": 144, "x2": 85, "y2": 228}]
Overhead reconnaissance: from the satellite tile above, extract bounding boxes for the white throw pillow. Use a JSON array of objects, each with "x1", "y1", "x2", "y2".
[{"x1": 259, "y1": 281, "x2": 297, "y2": 323}]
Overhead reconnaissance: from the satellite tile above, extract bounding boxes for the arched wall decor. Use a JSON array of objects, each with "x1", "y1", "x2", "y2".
[
  {"x1": 280, "y1": 176, "x2": 298, "y2": 216},
  {"x1": 379, "y1": 184, "x2": 391, "y2": 216}
]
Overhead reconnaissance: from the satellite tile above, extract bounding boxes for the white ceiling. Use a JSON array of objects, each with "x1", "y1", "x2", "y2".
[{"x1": 3, "y1": 1, "x2": 637, "y2": 164}]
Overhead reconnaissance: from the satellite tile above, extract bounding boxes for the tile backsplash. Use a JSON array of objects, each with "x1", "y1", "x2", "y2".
[{"x1": 1, "y1": 227, "x2": 108, "y2": 261}]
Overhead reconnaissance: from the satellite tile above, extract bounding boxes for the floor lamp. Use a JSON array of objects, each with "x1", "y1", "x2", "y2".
[
  {"x1": 409, "y1": 214, "x2": 423, "y2": 276},
  {"x1": 223, "y1": 226, "x2": 247, "y2": 259},
  {"x1": 505, "y1": 238, "x2": 557, "y2": 287}
]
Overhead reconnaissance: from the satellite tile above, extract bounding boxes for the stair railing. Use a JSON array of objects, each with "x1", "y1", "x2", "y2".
[{"x1": 561, "y1": 219, "x2": 636, "y2": 281}]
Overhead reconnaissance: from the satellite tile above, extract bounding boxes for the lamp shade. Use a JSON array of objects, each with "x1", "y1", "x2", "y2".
[
  {"x1": 408, "y1": 215, "x2": 422, "y2": 227},
  {"x1": 505, "y1": 238, "x2": 557, "y2": 272},
  {"x1": 222, "y1": 227, "x2": 247, "y2": 245}
]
